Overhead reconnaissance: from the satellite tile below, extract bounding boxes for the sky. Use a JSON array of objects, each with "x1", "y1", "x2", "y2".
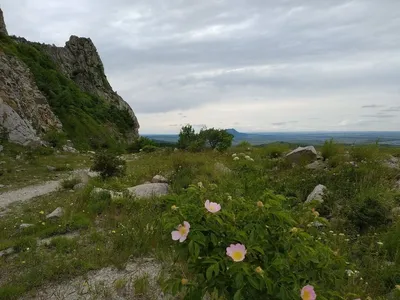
[{"x1": 2, "y1": 0, "x2": 400, "y2": 134}]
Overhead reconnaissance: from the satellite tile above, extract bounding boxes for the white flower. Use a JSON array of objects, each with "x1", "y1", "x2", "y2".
[
  {"x1": 197, "y1": 182, "x2": 204, "y2": 189},
  {"x1": 346, "y1": 269, "x2": 354, "y2": 276},
  {"x1": 245, "y1": 155, "x2": 252, "y2": 160},
  {"x1": 233, "y1": 157, "x2": 240, "y2": 161},
  {"x1": 377, "y1": 241, "x2": 383, "y2": 246},
  {"x1": 339, "y1": 233, "x2": 345, "y2": 236},
  {"x1": 345, "y1": 239, "x2": 350, "y2": 242},
  {"x1": 227, "y1": 195, "x2": 232, "y2": 201},
  {"x1": 232, "y1": 153, "x2": 237, "y2": 157}
]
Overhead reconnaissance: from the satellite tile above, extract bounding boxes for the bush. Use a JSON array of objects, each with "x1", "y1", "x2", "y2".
[
  {"x1": 127, "y1": 137, "x2": 156, "y2": 153},
  {"x1": 42, "y1": 130, "x2": 67, "y2": 148},
  {"x1": 88, "y1": 191, "x2": 112, "y2": 215},
  {"x1": 90, "y1": 151, "x2": 126, "y2": 179},
  {"x1": 262, "y1": 143, "x2": 290, "y2": 159},
  {"x1": 178, "y1": 125, "x2": 198, "y2": 150},
  {"x1": 142, "y1": 145, "x2": 158, "y2": 153},
  {"x1": 321, "y1": 139, "x2": 339, "y2": 160},
  {"x1": 162, "y1": 187, "x2": 348, "y2": 299},
  {"x1": 200, "y1": 128, "x2": 233, "y2": 151},
  {"x1": 61, "y1": 177, "x2": 81, "y2": 190}
]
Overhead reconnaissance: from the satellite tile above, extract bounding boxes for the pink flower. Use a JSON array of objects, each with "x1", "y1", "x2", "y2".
[
  {"x1": 301, "y1": 285, "x2": 316, "y2": 300},
  {"x1": 226, "y1": 243, "x2": 246, "y2": 262},
  {"x1": 171, "y1": 221, "x2": 190, "y2": 242},
  {"x1": 205, "y1": 200, "x2": 221, "y2": 213}
]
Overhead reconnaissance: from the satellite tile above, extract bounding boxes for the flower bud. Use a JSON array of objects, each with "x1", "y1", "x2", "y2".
[
  {"x1": 181, "y1": 278, "x2": 189, "y2": 285},
  {"x1": 257, "y1": 201, "x2": 264, "y2": 208}
]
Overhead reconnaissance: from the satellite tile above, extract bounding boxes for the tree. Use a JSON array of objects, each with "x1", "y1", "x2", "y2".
[
  {"x1": 201, "y1": 128, "x2": 233, "y2": 151},
  {"x1": 177, "y1": 125, "x2": 197, "y2": 149}
]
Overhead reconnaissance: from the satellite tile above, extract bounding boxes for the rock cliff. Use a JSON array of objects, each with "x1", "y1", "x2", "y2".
[
  {"x1": 0, "y1": 9, "x2": 7, "y2": 35},
  {"x1": 0, "y1": 9, "x2": 139, "y2": 147},
  {"x1": 42, "y1": 36, "x2": 139, "y2": 138},
  {"x1": 0, "y1": 52, "x2": 62, "y2": 144}
]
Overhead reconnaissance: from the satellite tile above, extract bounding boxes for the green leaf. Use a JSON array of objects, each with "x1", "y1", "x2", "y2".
[
  {"x1": 235, "y1": 273, "x2": 244, "y2": 289},
  {"x1": 252, "y1": 246, "x2": 265, "y2": 255},
  {"x1": 247, "y1": 275, "x2": 260, "y2": 290},
  {"x1": 206, "y1": 265, "x2": 214, "y2": 281},
  {"x1": 194, "y1": 242, "x2": 200, "y2": 258},
  {"x1": 233, "y1": 289, "x2": 242, "y2": 300}
]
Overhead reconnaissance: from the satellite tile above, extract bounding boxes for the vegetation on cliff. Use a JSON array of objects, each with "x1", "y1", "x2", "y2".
[{"x1": 0, "y1": 34, "x2": 135, "y2": 150}]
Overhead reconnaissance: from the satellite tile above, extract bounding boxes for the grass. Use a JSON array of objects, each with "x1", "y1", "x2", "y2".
[
  {"x1": 0, "y1": 142, "x2": 90, "y2": 191},
  {"x1": 0, "y1": 142, "x2": 399, "y2": 299}
]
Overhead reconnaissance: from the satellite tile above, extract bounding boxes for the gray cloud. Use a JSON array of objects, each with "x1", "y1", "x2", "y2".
[
  {"x1": 362, "y1": 105, "x2": 385, "y2": 108},
  {"x1": 272, "y1": 121, "x2": 299, "y2": 126},
  {"x1": 361, "y1": 114, "x2": 396, "y2": 118},
  {"x1": 1, "y1": 0, "x2": 400, "y2": 132}
]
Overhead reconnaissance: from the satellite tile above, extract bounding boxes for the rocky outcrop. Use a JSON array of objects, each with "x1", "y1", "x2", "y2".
[
  {"x1": 305, "y1": 184, "x2": 327, "y2": 204},
  {"x1": 0, "y1": 8, "x2": 7, "y2": 36},
  {"x1": 0, "y1": 52, "x2": 62, "y2": 145},
  {"x1": 127, "y1": 183, "x2": 169, "y2": 199},
  {"x1": 286, "y1": 146, "x2": 318, "y2": 164},
  {"x1": 41, "y1": 36, "x2": 139, "y2": 139}
]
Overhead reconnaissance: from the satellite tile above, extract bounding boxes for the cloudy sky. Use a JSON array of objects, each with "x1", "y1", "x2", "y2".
[{"x1": 2, "y1": 0, "x2": 400, "y2": 133}]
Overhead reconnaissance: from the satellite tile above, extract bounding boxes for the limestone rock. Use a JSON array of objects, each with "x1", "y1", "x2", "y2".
[
  {"x1": 73, "y1": 183, "x2": 86, "y2": 190},
  {"x1": 0, "y1": 51, "x2": 62, "y2": 145},
  {"x1": 62, "y1": 145, "x2": 78, "y2": 153},
  {"x1": 385, "y1": 155, "x2": 399, "y2": 169},
  {"x1": 305, "y1": 184, "x2": 327, "y2": 204},
  {"x1": 0, "y1": 8, "x2": 7, "y2": 35},
  {"x1": 46, "y1": 207, "x2": 64, "y2": 219},
  {"x1": 285, "y1": 146, "x2": 318, "y2": 164},
  {"x1": 215, "y1": 162, "x2": 232, "y2": 174},
  {"x1": 151, "y1": 175, "x2": 168, "y2": 183},
  {"x1": 47, "y1": 165, "x2": 56, "y2": 172},
  {"x1": 0, "y1": 247, "x2": 14, "y2": 257},
  {"x1": 127, "y1": 183, "x2": 169, "y2": 199},
  {"x1": 41, "y1": 35, "x2": 139, "y2": 140},
  {"x1": 305, "y1": 160, "x2": 327, "y2": 170},
  {"x1": 20, "y1": 223, "x2": 34, "y2": 229}
]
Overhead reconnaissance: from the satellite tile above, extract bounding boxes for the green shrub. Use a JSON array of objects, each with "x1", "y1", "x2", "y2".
[
  {"x1": 263, "y1": 143, "x2": 290, "y2": 159},
  {"x1": 61, "y1": 177, "x2": 81, "y2": 190},
  {"x1": 162, "y1": 187, "x2": 348, "y2": 299},
  {"x1": 200, "y1": 128, "x2": 234, "y2": 152},
  {"x1": 178, "y1": 125, "x2": 198, "y2": 150},
  {"x1": 127, "y1": 137, "x2": 156, "y2": 153},
  {"x1": 42, "y1": 130, "x2": 67, "y2": 148},
  {"x1": 90, "y1": 151, "x2": 126, "y2": 179},
  {"x1": 142, "y1": 145, "x2": 158, "y2": 153},
  {"x1": 321, "y1": 139, "x2": 339, "y2": 160},
  {"x1": 88, "y1": 191, "x2": 112, "y2": 214}
]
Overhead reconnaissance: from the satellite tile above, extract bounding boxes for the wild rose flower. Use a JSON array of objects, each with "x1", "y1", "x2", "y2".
[
  {"x1": 171, "y1": 221, "x2": 190, "y2": 242},
  {"x1": 205, "y1": 200, "x2": 221, "y2": 213},
  {"x1": 301, "y1": 285, "x2": 316, "y2": 300},
  {"x1": 226, "y1": 243, "x2": 246, "y2": 262}
]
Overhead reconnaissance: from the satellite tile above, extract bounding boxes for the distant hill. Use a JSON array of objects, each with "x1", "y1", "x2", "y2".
[{"x1": 145, "y1": 130, "x2": 400, "y2": 146}]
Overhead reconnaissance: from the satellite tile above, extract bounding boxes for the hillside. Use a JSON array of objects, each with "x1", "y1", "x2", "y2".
[
  {"x1": 0, "y1": 9, "x2": 139, "y2": 150},
  {"x1": 0, "y1": 142, "x2": 399, "y2": 299}
]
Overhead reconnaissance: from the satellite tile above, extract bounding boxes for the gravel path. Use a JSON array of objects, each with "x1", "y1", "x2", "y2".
[{"x1": 0, "y1": 180, "x2": 61, "y2": 210}]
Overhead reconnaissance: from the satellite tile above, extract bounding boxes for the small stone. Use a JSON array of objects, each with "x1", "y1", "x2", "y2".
[
  {"x1": 20, "y1": 223, "x2": 34, "y2": 229},
  {"x1": 0, "y1": 247, "x2": 14, "y2": 257},
  {"x1": 305, "y1": 184, "x2": 327, "y2": 204},
  {"x1": 285, "y1": 146, "x2": 318, "y2": 164},
  {"x1": 305, "y1": 160, "x2": 326, "y2": 170},
  {"x1": 127, "y1": 183, "x2": 169, "y2": 199},
  {"x1": 151, "y1": 175, "x2": 168, "y2": 183},
  {"x1": 73, "y1": 183, "x2": 85, "y2": 190},
  {"x1": 46, "y1": 165, "x2": 56, "y2": 171},
  {"x1": 0, "y1": 145, "x2": 3, "y2": 152},
  {"x1": 46, "y1": 207, "x2": 64, "y2": 219}
]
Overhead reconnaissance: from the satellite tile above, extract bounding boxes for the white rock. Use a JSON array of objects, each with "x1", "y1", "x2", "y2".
[
  {"x1": 0, "y1": 247, "x2": 14, "y2": 257},
  {"x1": 0, "y1": 145, "x2": 3, "y2": 152},
  {"x1": 306, "y1": 160, "x2": 326, "y2": 170},
  {"x1": 127, "y1": 183, "x2": 169, "y2": 199},
  {"x1": 73, "y1": 183, "x2": 85, "y2": 190},
  {"x1": 62, "y1": 145, "x2": 78, "y2": 153},
  {"x1": 305, "y1": 184, "x2": 327, "y2": 204},
  {"x1": 151, "y1": 175, "x2": 168, "y2": 183},
  {"x1": 46, "y1": 165, "x2": 56, "y2": 171},
  {"x1": 20, "y1": 223, "x2": 34, "y2": 229},
  {"x1": 286, "y1": 146, "x2": 318, "y2": 164},
  {"x1": 46, "y1": 207, "x2": 64, "y2": 219}
]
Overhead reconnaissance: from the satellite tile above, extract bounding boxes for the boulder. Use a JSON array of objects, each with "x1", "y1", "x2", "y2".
[
  {"x1": 385, "y1": 155, "x2": 399, "y2": 169},
  {"x1": 305, "y1": 160, "x2": 327, "y2": 170},
  {"x1": 215, "y1": 162, "x2": 232, "y2": 174},
  {"x1": 285, "y1": 146, "x2": 317, "y2": 164},
  {"x1": 151, "y1": 175, "x2": 168, "y2": 183},
  {"x1": 305, "y1": 184, "x2": 327, "y2": 204},
  {"x1": 46, "y1": 207, "x2": 64, "y2": 219},
  {"x1": 127, "y1": 183, "x2": 169, "y2": 199},
  {"x1": 62, "y1": 145, "x2": 78, "y2": 153}
]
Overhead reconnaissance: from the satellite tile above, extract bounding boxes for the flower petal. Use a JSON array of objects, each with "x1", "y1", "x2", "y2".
[{"x1": 171, "y1": 231, "x2": 181, "y2": 241}]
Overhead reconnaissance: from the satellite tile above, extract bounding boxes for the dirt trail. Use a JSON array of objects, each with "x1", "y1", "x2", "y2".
[{"x1": 0, "y1": 169, "x2": 97, "y2": 212}]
